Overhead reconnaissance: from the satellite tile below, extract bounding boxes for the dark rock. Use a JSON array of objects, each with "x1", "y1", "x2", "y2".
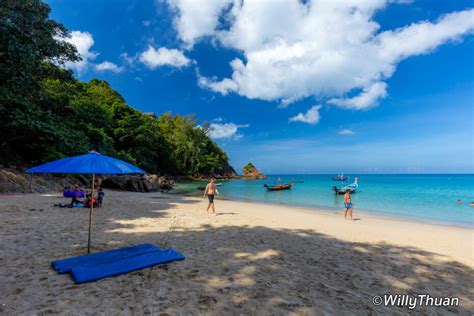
[
  {"x1": 0, "y1": 168, "x2": 178, "y2": 193},
  {"x1": 145, "y1": 175, "x2": 174, "y2": 191},
  {"x1": 0, "y1": 168, "x2": 87, "y2": 193},
  {"x1": 101, "y1": 174, "x2": 175, "y2": 192}
]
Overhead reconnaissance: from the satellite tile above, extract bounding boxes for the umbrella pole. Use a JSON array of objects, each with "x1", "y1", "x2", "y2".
[{"x1": 87, "y1": 173, "x2": 95, "y2": 253}]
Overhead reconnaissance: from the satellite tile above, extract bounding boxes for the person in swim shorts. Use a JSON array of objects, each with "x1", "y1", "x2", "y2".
[
  {"x1": 204, "y1": 178, "x2": 219, "y2": 215},
  {"x1": 343, "y1": 188, "x2": 353, "y2": 220}
]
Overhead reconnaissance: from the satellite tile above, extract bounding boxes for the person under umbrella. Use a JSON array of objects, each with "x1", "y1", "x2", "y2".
[{"x1": 26, "y1": 151, "x2": 145, "y2": 253}]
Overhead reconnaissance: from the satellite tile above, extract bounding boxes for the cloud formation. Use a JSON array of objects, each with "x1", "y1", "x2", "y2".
[
  {"x1": 328, "y1": 82, "x2": 388, "y2": 110},
  {"x1": 60, "y1": 31, "x2": 98, "y2": 72},
  {"x1": 139, "y1": 45, "x2": 191, "y2": 68},
  {"x1": 289, "y1": 105, "x2": 322, "y2": 125},
  {"x1": 168, "y1": 0, "x2": 233, "y2": 48},
  {"x1": 95, "y1": 61, "x2": 123, "y2": 73},
  {"x1": 208, "y1": 122, "x2": 249, "y2": 140},
  {"x1": 198, "y1": 75, "x2": 238, "y2": 95},
  {"x1": 58, "y1": 31, "x2": 126, "y2": 74},
  {"x1": 338, "y1": 129, "x2": 355, "y2": 135},
  {"x1": 168, "y1": 0, "x2": 474, "y2": 109}
]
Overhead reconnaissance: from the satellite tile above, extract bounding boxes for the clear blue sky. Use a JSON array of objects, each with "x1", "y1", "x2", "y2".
[{"x1": 46, "y1": 0, "x2": 473, "y2": 174}]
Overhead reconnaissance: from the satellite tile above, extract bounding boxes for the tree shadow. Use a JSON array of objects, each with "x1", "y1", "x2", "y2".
[{"x1": 1, "y1": 192, "x2": 472, "y2": 315}]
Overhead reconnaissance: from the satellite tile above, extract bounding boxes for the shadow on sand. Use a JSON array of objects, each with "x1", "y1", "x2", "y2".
[{"x1": 95, "y1": 195, "x2": 473, "y2": 314}]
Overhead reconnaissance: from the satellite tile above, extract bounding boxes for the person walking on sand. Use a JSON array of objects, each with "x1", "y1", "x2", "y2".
[
  {"x1": 344, "y1": 188, "x2": 353, "y2": 220},
  {"x1": 203, "y1": 178, "x2": 219, "y2": 215}
]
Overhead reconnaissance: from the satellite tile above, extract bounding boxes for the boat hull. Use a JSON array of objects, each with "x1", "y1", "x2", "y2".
[
  {"x1": 332, "y1": 184, "x2": 358, "y2": 194},
  {"x1": 264, "y1": 184, "x2": 292, "y2": 191},
  {"x1": 333, "y1": 188, "x2": 356, "y2": 195}
]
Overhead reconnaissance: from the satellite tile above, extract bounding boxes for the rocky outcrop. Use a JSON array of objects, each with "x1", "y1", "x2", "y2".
[
  {"x1": 144, "y1": 175, "x2": 175, "y2": 191},
  {"x1": 242, "y1": 163, "x2": 267, "y2": 179},
  {"x1": 0, "y1": 168, "x2": 87, "y2": 193},
  {"x1": 101, "y1": 175, "x2": 153, "y2": 192},
  {"x1": 101, "y1": 175, "x2": 174, "y2": 192},
  {"x1": 0, "y1": 168, "x2": 175, "y2": 193}
]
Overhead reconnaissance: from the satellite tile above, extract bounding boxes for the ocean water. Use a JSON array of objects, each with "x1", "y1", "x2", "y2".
[{"x1": 175, "y1": 174, "x2": 474, "y2": 226}]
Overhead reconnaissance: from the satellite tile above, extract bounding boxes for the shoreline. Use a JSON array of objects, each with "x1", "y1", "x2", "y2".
[
  {"x1": 173, "y1": 190, "x2": 474, "y2": 230},
  {"x1": 5, "y1": 186, "x2": 473, "y2": 229}
]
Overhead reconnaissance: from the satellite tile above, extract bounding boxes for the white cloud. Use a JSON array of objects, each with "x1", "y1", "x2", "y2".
[
  {"x1": 328, "y1": 82, "x2": 388, "y2": 110},
  {"x1": 198, "y1": 75, "x2": 238, "y2": 95},
  {"x1": 120, "y1": 52, "x2": 136, "y2": 65},
  {"x1": 376, "y1": 9, "x2": 474, "y2": 63},
  {"x1": 289, "y1": 105, "x2": 322, "y2": 125},
  {"x1": 95, "y1": 61, "x2": 123, "y2": 73},
  {"x1": 169, "y1": 1, "x2": 474, "y2": 109},
  {"x1": 167, "y1": 0, "x2": 233, "y2": 48},
  {"x1": 60, "y1": 31, "x2": 98, "y2": 72},
  {"x1": 338, "y1": 129, "x2": 355, "y2": 135},
  {"x1": 208, "y1": 122, "x2": 249, "y2": 140},
  {"x1": 139, "y1": 45, "x2": 191, "y2": 68},
  {"x1": 57, "y1": 31, "x2": 126, "y2": 74}
]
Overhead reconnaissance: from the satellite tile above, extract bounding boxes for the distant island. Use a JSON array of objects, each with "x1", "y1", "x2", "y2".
[{"x1": 242, "y1": 163, "x2": 267, "y2": 179}]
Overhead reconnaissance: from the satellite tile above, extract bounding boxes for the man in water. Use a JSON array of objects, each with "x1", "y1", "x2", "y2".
[
  {"x1": 203, "y1": 178, "x2": 219, "y2": 215},
  {"x1": 343, "y1": 189, "x2": 353, "y2": 220}
]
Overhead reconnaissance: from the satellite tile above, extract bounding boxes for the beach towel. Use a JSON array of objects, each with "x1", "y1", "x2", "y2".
[
  {"x1": 63, "y1": 190, "x2": 85, "y2": 198},
  {"x1": 52, "y1": 243, "x2": 160, "y2": 274},
  {"x1": 71, "y1": 248, "x2": 185, "y2": 284}
]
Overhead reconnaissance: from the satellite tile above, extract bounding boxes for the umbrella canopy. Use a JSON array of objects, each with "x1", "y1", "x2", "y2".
[
  {"x1": 26, "y1": 151, "x2": 145, "y2": 253},
  {"x1": 26, "y1": 151, "x2": 145, "y2": 174}
]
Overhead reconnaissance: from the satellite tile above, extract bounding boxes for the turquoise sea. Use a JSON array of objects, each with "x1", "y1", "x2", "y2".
[{"x1": 175, "y1": 174, "x2": 474, "y2": 227}]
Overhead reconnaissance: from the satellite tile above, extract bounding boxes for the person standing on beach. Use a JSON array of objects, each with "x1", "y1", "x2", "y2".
[
  {"x1": 203, "y1": 178, "x2": 219, "y2": 215},
  {"x1": 344, "y1": 189, "x2": 353, "y2": 220}
]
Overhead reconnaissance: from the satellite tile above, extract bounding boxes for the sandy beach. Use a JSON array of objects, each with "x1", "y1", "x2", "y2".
[{"x1": 1, "y1": 190, "x2": 473, "y2": 315}]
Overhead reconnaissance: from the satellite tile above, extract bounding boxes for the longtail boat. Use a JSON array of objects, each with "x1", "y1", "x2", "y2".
[
  {"x1": 332, "y1": 173, "x2": 349, "y2": 181},
  {"x1": 333, "y1": 183, "x2": 358, "y2": 194},
  {"x1": 264, "y1": 182, "x2": 293, "y2": 191},
  {"x1": 333, "y1": 178, "x2": 359, "y2": 194}
]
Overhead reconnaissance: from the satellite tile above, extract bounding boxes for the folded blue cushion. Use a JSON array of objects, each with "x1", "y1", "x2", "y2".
[
  {"x1": 52, "y1": 243, "x2": 160, "y2": 274},
  {"x1": 71, "y1": 248, "x2": 185, "y2": 284}
]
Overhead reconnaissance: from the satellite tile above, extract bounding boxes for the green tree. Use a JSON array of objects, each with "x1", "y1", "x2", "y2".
[
  {"x1": 0, "y1": 0, "x2": 236, "y2": 178},
  {"x1": 0, "y1": 0, "x2": 79, "y2": 164},
  {"x1": 0, "y1": 0, "x2": 79, "y2": 100}
]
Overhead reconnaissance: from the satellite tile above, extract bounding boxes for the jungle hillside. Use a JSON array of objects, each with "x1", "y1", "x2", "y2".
[{"x1": 0, "y1": 0, "x2": 236, "y2": 177}]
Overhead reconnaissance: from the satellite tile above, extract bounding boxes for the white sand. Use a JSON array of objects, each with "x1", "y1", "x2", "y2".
[{"x1": 1, "y1": 190, "x2": 473, "y2": 315}]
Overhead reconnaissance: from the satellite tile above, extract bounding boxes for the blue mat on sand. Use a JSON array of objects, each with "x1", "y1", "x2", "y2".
[
  {"x1": 52, "y1": 243, "x2": 160, "y2": 274},
  {"x1": 71, "y1": 248, "x2": 185, "y2": 284}
]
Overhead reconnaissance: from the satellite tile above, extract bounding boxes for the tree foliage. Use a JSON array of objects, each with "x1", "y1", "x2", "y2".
[
  {"x1": 243, "y1": 162, "x2": 256, "y2": 172},
  {"x1": 0, "y1": 0, "x2": 234, "y2": 176}
]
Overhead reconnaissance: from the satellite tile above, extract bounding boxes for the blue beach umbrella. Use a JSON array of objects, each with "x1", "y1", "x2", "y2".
[{"x1": 26, "y1": 151, "x2": 145, "y2": 253}]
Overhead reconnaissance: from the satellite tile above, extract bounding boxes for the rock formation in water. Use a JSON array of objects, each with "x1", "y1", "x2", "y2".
[{"x1": 242, "y1": 163, "x2": 267, "y2": 179}]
